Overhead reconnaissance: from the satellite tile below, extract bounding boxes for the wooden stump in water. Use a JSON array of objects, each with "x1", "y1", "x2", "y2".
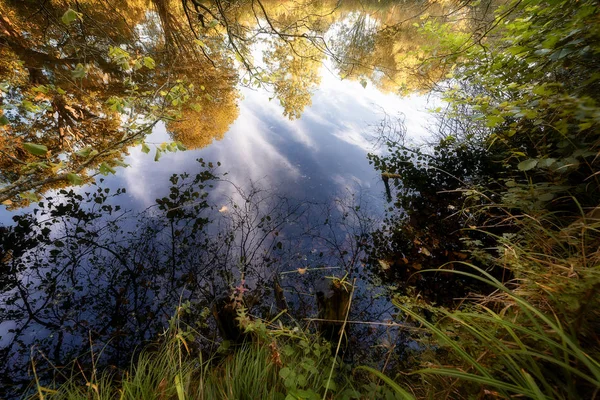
[
  {"x1": 381, "y1": 172, "x2": 402, "y2": 203},
  {"x1": 316, "y1": 278, "x2": 352, "y2": 343},
  {"x1": 274, "y1": 276, "x2": 288, "y2": 311},
  {"x1": 212, "y1": 295, "x2": 247, "y2": 343}
]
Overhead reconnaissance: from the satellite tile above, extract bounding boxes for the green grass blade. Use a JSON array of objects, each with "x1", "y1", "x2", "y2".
[{"x1": 356, "y1": 366, "x2": 415, "y2": 400}]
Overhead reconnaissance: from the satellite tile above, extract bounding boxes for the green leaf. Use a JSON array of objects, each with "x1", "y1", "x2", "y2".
[
  {"x1": 322, "y1": 379, "x2": 337, "y2": 392},
  {"x1": 296, "y1": 374, "x2": 307, "y2": 387},
  {"x1": 517, "y1": 159, "x2": 538, "y2": 171},
  {"x1": 143, "y1": 57, "x2": 156, "y2": 69},
  {"x1": 72, "y1": 63, "x2": 87, "y2": 79},
  {"x1": 279, "y1": 367, "x2": 291, "y2": 379},
  {"x1": 175, "y1": 373, "x2": 185, "y2": 400},
  {"x1": 485, "y1": 115, "x2": 505, "y2": 128},
  {"x1": 175, "y1": 141, "x2": 187, "y2": 151},
  {"x1": 66, "y1": 173, "x2": 84, "y2": 185},
  {"x1": 21, "y1": 100, "x2": 39, "y2": 113},
  {"x1": 0, "y1": 115, "x2": 9, "y2": 126},
  {"x1": 154, "y1": 148, "x2": 162, "y2": 162},
  {"x1": 23, "y1": 143, "x2": 48, "y2": 157},
  {"x1": 61, "y1": 9, "x2": 82, "y2": 25},
  {"x1": 355, "y1": 366, "x2": 415, "y2": 400},
  {"x1": 50, "y1": 161, "x2": 64, "y2": 174},
  {"x1": 141, "y1": 143, "x2": 151, "y2": 154},
  {"x1": 20, "y1": 191, "x2": 39, "y2": 202},
  {"x1": 537, "y1": 158, "x2": 556, "y2": 168},
  {"x1": 360, "y1": 79, "x2": 368, "y2": 88},
  {"x1": 76, "y1": 147, "x2": 94, "y2": 158},
  {"x1": 99, "y1": 163, "x2": 116, "y2": 175}
]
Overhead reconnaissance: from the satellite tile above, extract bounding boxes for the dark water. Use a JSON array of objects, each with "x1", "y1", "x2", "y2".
[
  {"x1": 0, "y1": 75, "x2": 435, "y2": 396},
  {"x1": 0, "y1": 1, "x2": 445, "y2": 395}
]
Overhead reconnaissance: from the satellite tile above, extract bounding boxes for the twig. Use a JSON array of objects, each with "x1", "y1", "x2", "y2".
[{"x1": 322, "y1": 278, "x2": 356, "y2": 400}]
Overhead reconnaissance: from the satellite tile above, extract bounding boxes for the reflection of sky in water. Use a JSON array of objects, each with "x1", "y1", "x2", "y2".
[
  {"x1": 0, "y1": 66, "x2": 436, "y2": 222},
  {"x1": 0, "y1": 55, "x2": 437, "y2": 387},
  {"x1": 104, "y1": 67, "x2": 435, "y2": 213}
]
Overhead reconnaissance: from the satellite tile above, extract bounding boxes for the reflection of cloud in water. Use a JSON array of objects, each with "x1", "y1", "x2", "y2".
[
  {"x1": 331, "y1": 126, "x2": 374, "y2": 153},
  {"x1": 214, "y1": 107, "x2": 301, "y2": 181},
  {"x1": 330, "y1": 173, "x2": 368, "y2": 193},
  {"x1": 243, "y1": 90, "x2": 318, "y2": 150},
  {"x1": 3, "y1": 61, "x2": 438, "y2": 222}
]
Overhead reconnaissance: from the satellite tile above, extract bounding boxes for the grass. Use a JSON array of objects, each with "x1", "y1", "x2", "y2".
[
  {"x1": 26, "y1": 306, "x2": 367, "y2": 400},
  {"x1": 25, "y1": 205, "x2": 600, "y2": 400},
  {"x1": 374, "y1": 201, "x2": 600, "y2": 399}
]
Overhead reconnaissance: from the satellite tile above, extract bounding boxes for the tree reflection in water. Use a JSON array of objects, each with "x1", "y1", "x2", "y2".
[{"x1": 0, "y1": 159, "x2": 394, "y2": 395}]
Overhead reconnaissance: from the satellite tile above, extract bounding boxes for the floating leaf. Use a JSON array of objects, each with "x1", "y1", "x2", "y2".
[
  {"x1": 0, "y1": 115, "x2": 9, "y2": 126},
  {"x1": 517, "y1": 159, "x2": 538, "y2": 171},
  {"x1": 23, "y1": 143, "x2": 48, "y2": 157},
  {"x1": 360, "y1": 79, "x2": 368, "y2": 88}
]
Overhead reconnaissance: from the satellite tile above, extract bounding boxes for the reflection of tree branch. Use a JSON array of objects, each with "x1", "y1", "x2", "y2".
[
  {"x1": 0, "y1": 149, "x2": 27, "y2": 165},
  {"x1": 187, "y1": 0, "x2": 219, "y2": 22},
  {"x1": 16, "y1": 282, "x2": 61, "y2": 330},
  {"x1": 0, "y1": 120, "x2": 159, "y2": 203},
  {"x1": 214, "y1": 0, "x2": 254, "y2": 74}
]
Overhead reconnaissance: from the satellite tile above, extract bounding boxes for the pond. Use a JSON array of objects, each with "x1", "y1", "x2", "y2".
[{"x1": 0, "y1": 0, "x2": 471, "y2": 395}]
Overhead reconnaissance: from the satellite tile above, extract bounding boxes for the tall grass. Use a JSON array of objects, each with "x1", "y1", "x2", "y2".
[
  {"x1": 27, "y1": 310, "x2": 364, "y2": 400},
  {"x1": 29, "y1": 335, "x2": 284, "y2": 400},
  {"x1": 396, "y1": 266, "x2": 600, "y2": 399},
  {"x1": 375, "y1": 207, "x2": 600, "y2": 399}
]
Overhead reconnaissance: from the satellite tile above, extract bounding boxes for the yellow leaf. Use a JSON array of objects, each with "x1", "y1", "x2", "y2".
[
  {"x1": 50, "y1": 161, "x2": 64, "y2": 174},
  {"x1": 176, "y1": 333, "x2": 190, "y2": 354}
]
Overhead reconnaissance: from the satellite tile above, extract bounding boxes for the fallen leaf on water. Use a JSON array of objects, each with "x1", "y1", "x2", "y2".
[{"x1": 378, "y1": 259, "x2": 391, "y2": 271}]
